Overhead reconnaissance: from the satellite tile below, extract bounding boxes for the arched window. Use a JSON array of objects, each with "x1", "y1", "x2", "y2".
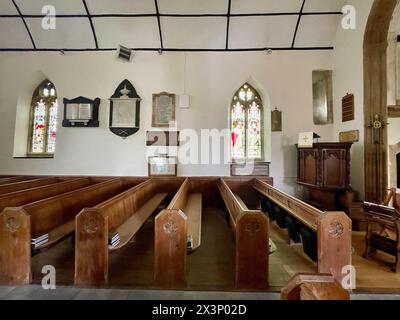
[
  {"x1": 28, "y1": 80, "x2": 58, "y2": 156},
  {"x1": 231, "y1": 83, "x2": 263, "y2": 160}
]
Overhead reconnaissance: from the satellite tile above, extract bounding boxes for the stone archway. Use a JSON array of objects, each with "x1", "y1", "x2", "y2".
[{"x1": 364, "y1": 0, "x2": 398, "y2": 202}]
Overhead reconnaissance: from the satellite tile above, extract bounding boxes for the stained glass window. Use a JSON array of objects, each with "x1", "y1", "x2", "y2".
[
  {"x1": 28, "y1": 81, "x2": 58, "y2": 156},
  {"x1": 231, "y1": 83, "x2": 263, "y2": 160}
]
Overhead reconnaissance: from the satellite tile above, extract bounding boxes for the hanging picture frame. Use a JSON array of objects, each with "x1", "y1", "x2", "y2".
[
  {"x1": 148, "y1": 155, "x2": 177, "y2": 176},
  {"x1": 271, "y1": 107, "x2": 282, "y2": 132},
  {"x1": 109, "y1": 79, "x2": 141, "y2": 138},
  {"x1": 152, "y1": 92, "x2": 176, "y2": 127}
]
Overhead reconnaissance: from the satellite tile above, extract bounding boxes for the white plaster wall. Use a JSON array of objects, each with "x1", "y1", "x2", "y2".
[
  {"x1": 332, "y1": 0, "x2": 374, "y2": 200},
  {"x1": 0, "y1": 50, "x2": 333, "y2": 195}
]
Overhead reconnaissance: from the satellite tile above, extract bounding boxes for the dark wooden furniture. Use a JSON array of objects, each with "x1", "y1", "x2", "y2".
[
  {"x1": 362, "y1": 202, "x2": 400, "y2": 272},
  {"x1": 296, "y1": 142, "x2": 352, "y2": 211},
  {"x1": 254, "y1": 179, "x2": 352, "y2": 283}
]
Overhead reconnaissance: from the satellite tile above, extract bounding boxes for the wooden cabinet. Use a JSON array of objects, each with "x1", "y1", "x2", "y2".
[{"x1": 297, "y1": 143, "x2": 352, "y2": 211}]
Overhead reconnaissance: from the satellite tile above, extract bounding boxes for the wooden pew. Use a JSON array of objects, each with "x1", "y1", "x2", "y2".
[
  {"x1": 154, "y1": 178, "x2": 203, "y2": 288},
  {"x1": 75, "y1": 179, "x2": 168, "y2": 286},
  {"x1": 362, "y1": 202, "x2": 400, "y2": 272},
  {"x1": 281, "y1": 273, "x2": 349, "y2": 300},
  {"x1": 0, "y1": 177, "x2": 141, "y2": 285},
  {"x1": 218, "y1": 178, "x2": 269, "y2": 290},
  {"x1": 253, "y1": 179, "x2": 352, "y2": 283},
  {"x1": 0, "y1": 177, "x2": 61, "y2": 196},
  {"x1": 0, "y1": 178, "x2": 95, "y2": 212}
]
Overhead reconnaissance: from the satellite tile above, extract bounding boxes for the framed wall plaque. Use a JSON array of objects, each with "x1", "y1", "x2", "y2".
[
  {"x1": 342, "y1": 93, "x2": 355, "y2": 122},
  {"x1": 148, "y1": 156, "x2": 177, "y2": 176},
  {"x1": 62, "y1": 96, "x2": 100, "y2": 127},
  {"x1": 152, "y1": 92, "x2": 176, "y2": 127},
  {"x1": 312, "y1": 70, "x2": 333, "y2": 125},
  {"x1": 109, "y1": 79, "x2": 141, "y2": 138},
  {"x1": 271, "y1": 107, "x2": 282, "y2": 132},
  {"x1": 339, "y1": 130, "x2": 359, "y2": 143}
]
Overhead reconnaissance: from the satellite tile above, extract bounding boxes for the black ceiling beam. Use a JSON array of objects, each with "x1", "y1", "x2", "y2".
[
  {"x1": 82, "y1": 0, "x2": 98, "y2": 49},
  {"x1": 225, "y1": 0, "x2": 232, "y2": 50},
  {"x1": 0, "y1": 46, "x2": 334, "y2": 53},
  {"x1": 0, "y1": 12, "x2": 343, "y2": 19},
  {"x1": 10, "y1": 0, "x2": 36, "y2": 49},
  {"x1": 154, "y1": 0, "x2": 164, "y2": 51},
  {"x1": 292, "y1": 0, "x2": 306, "y2": 48}
]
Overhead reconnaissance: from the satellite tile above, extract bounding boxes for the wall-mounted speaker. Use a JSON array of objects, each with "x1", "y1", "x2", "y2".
[{"x1": 117, "y1": 45, "x2": 134, "y2": 62}]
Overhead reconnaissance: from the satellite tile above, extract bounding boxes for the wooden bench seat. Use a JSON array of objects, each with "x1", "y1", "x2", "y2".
[
  {"x1": 110, "y1": 192, "x2": 167, "y2": 251},
  {"x1": 184, "y1": 193, "x2": 202, "y2": 252},
  {"x1": 0, "y1": 177, "x2": 143, "y2": 285},
  {"x1": 34, "y1": 220, "x2": 75, "y2": 251},
  {"x1": 0, "y1": 177, "x2": 61, "y2": 196},
  {"x1": 253, "y1": 178, "x2": 352, "y2": 283},
  {"x1": 154, "y1": 178, "x2": 203, "y2": 288},
  {"x1": 218, "y1": 178, "x2": 269, "y2": 290},
  {"x1": 75, "y1": 179, "x2": 168, "y2": 285}
]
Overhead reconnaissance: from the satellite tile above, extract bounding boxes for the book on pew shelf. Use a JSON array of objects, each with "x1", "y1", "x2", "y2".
[
  {"x1": 108, "y1": 231, "x2": 121, "y2": 249},
  {"x1": 108, "y1": 239, "x2": 121, "y2": 249},
  {"x1": 187, "y1": 235, "x2": 193, "y2": 250},
  {"x1": 108, "y1": 231, "x2": 120, "y2": 242},
  {"x1": 31, "y1": 234, "x2": 49, "y2": 248}
]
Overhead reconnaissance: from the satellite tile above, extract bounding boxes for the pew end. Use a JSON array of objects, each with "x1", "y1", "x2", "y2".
[
  {"x1": 0, "y1": 208, "x2": 31, "y2": 285},
  {"x1": 236, "y1": 212, "x2": 269, "y2": 290},
  {"x1": 317, "y1": 212, "x2": 352, "y2": 282},
  {"x1": 281, "y1": 273, "x2": 350, "y2": 300},
  {"x1": 75, "y1": 208, "x2": 108, "y2": 286},
  {"x1": 154, "y1": 209, "x2": 188, "y2": 288},
  {"x1": 219, "y1": 178, "x2": 269, "y2": 290}
]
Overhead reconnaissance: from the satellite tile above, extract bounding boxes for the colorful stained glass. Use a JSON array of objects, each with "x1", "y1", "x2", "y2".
[
  {"x1": 247, "y1": 101, "x2": 262, "y2": 159},
  {"x1": 46, "y1": 99, "x2": 58, "y2": 153},
  {"x1": 29, "y1": 81, "x2": 58, "y2": 155},
  {"x1": 31, "y1": 100, "x2": 47, "y2": 153},
  {"x1": 231, "y1": 102, "x2": 245, "y2": 159},
  {"x1": 231, "y1": 83, "x2": 263, "y2": 160}
]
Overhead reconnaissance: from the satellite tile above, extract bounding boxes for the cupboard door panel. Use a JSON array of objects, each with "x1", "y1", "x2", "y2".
[{"x1": 322, "y1": 149, "x2": 346, "y2": 188}]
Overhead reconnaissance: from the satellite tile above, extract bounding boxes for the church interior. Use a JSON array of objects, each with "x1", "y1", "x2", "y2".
[{"x1": 1, "y1": 0, "x2": 400, "y2": 301}]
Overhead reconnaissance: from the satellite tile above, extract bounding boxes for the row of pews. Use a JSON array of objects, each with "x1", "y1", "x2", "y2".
[
  {"x1": 0, "y1": 175, "x2": 352, "y2": 293},
  {"x1": 253, "y1": 179, "x2": 352, "y2": 283}
]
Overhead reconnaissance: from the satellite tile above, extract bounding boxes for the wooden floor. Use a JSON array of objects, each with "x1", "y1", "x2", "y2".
[{"x1": 30, "y1": 208, "x2": 400, "y2": 292}]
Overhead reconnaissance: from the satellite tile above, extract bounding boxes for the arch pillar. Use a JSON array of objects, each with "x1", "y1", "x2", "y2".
[{"x1": 363, "y1": 0, "x2": 397, "y2": 202}]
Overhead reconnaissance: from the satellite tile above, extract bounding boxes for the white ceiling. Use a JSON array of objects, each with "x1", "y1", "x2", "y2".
[{"x1": 0, "y1": 0, "x2": 345, "y2": 51}]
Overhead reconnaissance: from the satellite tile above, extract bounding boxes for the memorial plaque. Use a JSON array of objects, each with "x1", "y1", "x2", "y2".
[{"x1": 152, "y1": 92, "x2": 176, "y2": 127}]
